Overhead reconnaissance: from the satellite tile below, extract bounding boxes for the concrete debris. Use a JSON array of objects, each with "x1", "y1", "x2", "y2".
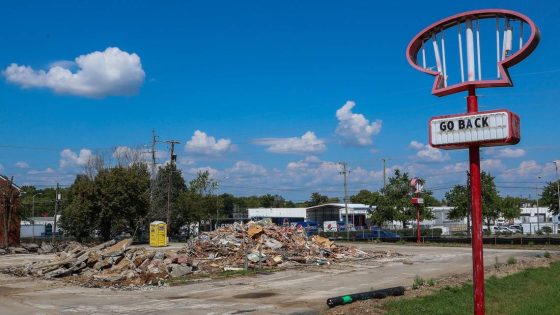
[
  {"x1": 1, "y1": 222, "x2": 398, "y2": 288},
  {"x1": 40, "y1": 243, "x2": 55, "y2": 254}
]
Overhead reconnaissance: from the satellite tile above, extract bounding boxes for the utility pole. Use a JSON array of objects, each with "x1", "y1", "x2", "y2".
[
  {"x1": 554, "y1": 161, "x2": 560, "y2": 234},
  {"x1": 151, "y1": 129, "x2": 157, "y2": 177},
  {"x1": 52, "y1": 183, "x2": 59, "y2": 243},
  {"x1": 165, "y1": 140, "x2": 180, "y2": 234},
  {"x1": 339, "y1": 162, "x2": 350, "y2": 240},
  {"x1": 380, "y1": 158, "x2": 391, "y2": 193},
  {"x1": 166, "y1": 140, "x2": 180, "y2": 165},
  {"x1": 150, "y1": 129, "x2": 158, "y2": 215}
]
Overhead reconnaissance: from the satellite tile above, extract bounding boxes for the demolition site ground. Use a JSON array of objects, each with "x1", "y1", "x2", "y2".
[{"x1": 0, "y1": 243, "x2": 549, "y2": 315}]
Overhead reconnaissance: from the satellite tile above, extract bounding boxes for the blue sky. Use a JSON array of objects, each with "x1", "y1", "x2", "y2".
[{"x1": 1, "y1": 1, "x2": 559, "y2": 202}]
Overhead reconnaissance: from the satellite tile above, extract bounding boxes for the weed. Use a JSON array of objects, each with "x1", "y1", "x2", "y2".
[
  {"x1": 427, "y1": 278, "x2": 436, "y2": 287},
  {"x1": 544, "y1": 251, "x2": 551, "y2": 259},
  {"x1": 494, "y1": 256, "x2": 500, "y2": 269},
  {"x1": 507, "y1": 256, "x2": 517, "y2": 265},
  {"x1": 412, "y1": 275, "x2": 425, "y2": 290}
]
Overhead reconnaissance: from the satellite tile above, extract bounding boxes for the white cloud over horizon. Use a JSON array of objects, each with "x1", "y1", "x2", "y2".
[
  {"x1": 15, "y1": 161, "x2": 29, "y2": 169},
  {"x1": 4, "y1": 47, "x2": 145, "y2": 98},
  {"x1": 185, "y1": 130, "x2": 233, "y2": 156},
  {"x1": 495, "y1": 148, "x2": 526, "y2": 158},
  {"x1": 254, "y1": 131, "x2": 326, "y2": 154},
  {"x1": 409, "y1": 140, "x2": 449, "y2": 162},
  {"x1": 335, "y1": 101, "x2": 382, "y2": 146},
  {"x1": 59, "y1": 148, "x2": 92, "y2": 169}
]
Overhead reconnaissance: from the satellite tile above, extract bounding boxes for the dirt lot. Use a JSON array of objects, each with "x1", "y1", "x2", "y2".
[{"x1": 0, "y1": 243, "x2": 552, "y2": 315}]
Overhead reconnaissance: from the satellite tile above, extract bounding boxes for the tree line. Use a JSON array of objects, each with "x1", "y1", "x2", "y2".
[{"x1": 10, "y1": 148, "x2": 560, "y2": 241}]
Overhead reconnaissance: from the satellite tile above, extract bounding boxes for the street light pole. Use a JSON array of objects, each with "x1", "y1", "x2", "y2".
[
  {"x1": 536, "y1": 176, "x2": 542, "y2": 233},
  {"x1": 554, "y1": 161, "x2": 560, "y2": 234},
  {"x1": 32, "y1": 193, "x2": 42, "y2": 242}
]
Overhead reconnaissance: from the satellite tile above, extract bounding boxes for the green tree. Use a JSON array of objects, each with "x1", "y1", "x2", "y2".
[
  {"x1": 446, "y1": 184, "x2": 470, "y2": 222},
  {"x1": 445, "y1": 171, "x2": 516, "y2": 229},
  {"x1": 19, "y1": 186, "x2": 68, "y2": 219},
  {"x1": 499, "y1": 196, "x2": 522, "y2": 220},
  {"x1": 541, "y1": 180, "x2": 560, "y2": 215},
  {"x1": 60, "y1": 175, "x2": 96, "y2": 242},
  {"x1": 174, "y1": 170, "x2": 218, "y2": 235},
  {"x1": 151, "y1": 164, "x2": 186, "y2": 223},
  {"x1": 351, "y1": 189, "x2": 381, "y2": 206},
  {"x1": 477, "y1": 171, "x2": 501, "y2": 227},
  {"x1": 94, "y1": 164, "x2": 150, "y2": 241},
  {"x1": 307, "y1": 192, "x2": 329, "y2": 206},
  {"x1": 371, "y1": 170, "x2": 433, "y2": 227}
]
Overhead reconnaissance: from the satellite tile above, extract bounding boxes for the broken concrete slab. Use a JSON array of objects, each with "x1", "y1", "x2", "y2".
[{"x1": 170, "y1": 265, "x2": 193, "y2": 277}]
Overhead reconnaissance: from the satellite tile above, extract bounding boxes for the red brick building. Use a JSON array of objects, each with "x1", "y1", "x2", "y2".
[{"x1": 0, "y1": 175, "x2": 22, "y2": 247}]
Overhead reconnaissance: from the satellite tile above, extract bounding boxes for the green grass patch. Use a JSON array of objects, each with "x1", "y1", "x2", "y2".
[{"x1": 383, "y1": 262, "x2": 560, "y2": 315}]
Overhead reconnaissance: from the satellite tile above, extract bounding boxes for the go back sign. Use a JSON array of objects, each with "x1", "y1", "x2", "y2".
[{"x1": 429, "y1": 109, "x2": 520, "y2": 149}]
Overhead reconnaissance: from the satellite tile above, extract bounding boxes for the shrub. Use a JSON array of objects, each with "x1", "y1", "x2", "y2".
[
  {"x1": 541, "y1": 226, "x2": 552, "y2": 235},
  {"x1": 536, "y1": 229, "x2": 544, "y2": 236},
  {"x1": 544, "y1": 251, "x2": 551, "y2": 259},
  {"x1": 507, "y1": 256, "x2": 517, "y2": 265},
  {"x1": 412, "y1": 275, "x2": 425, "y2": 290}
]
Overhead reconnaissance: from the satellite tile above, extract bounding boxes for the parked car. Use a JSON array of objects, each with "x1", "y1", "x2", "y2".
[
  {"x1": 490, "y1": 226, "x2": 517, "y2": 235},
  {"x1": 509, "y1": 225, "x2": 523, "y2": 234},
  {"x1": 368, "y1": 228, "x2": 400, "y2": 239}
]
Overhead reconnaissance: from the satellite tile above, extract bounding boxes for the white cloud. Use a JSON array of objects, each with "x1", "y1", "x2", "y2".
[
  {"x1": 185, "y1": 130, "x2": 233, "y2": 156},
  {"x1": 4, "y1": 47, "x2": 145, "y2": 98},
  {"x1": 495, "y1": 148, "x2": 526, "y2": 158},
  {"x1": 15, "y1": 161, "x2": 29, "y2": 169},
  {"x1": 254, "y1": 131, "x2": 326, "y2": 154},
  {"x1": 178, "y1": 157, "x2": 196, "y2": 166},
  {"x1": 443, "y1": 162, "x2": 467, "y2": 173},
  {"x1": 481, "y1": 159, "x2": 505, "y2": 170},
  {"x1": 226, "y1": 161, "x2": 267, "y2": 177},
  {"x1": 59, "y1": 148, "x2": 92, "y2": 168},
  {"x1": 409, "y1": 140, "x2": 449, "y2": 162},
  {"x1": 335, "y1": 101, "x2": 382, "y2": 146},
  {"x1": 499, "y1": 160, "x2": 555, "y2": 181},
  {"x1": 185, "y1": 166, "x2": 220, "y2": 178},
  {"x1": 409, "y1": 140, "x2": 424, "y2": 150},
  {"x1": 27, "y1": 168, "x2": 55, "y2": 175},
  {"x1": 514, "y1": 160, "x2": 540, "y2": 177}
]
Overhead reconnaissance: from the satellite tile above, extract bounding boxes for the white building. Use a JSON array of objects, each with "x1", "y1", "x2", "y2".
[
  {"x1": 306, "y1": 203, "x2": 371, "y2": 228},
  {"x1": 247, "y1": 207, "x2": 306, "y2": 225},
  {"x1": 513, "y1": 207, "x2": 559, "y2": 234},
  {"x1": 20, "y1": 215, "x2": 62, "y2": 238}
]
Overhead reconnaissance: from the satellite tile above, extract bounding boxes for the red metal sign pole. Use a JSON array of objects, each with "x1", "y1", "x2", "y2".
[
  {"x1": 416, "y1": 192, "x2": 421, "y2": 244},
  {"x1": 467, "y1": 86, "x2": 485, "y2": 315}
]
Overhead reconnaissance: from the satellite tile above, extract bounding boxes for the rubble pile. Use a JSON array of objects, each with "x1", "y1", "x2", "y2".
[
  {"x1": 180, "y1": 221, "x2": 374, "y2": 271},
  {"x1": 1, "y1": 222, "x2": 397, "y2": 287},
  {"x1": 1, "y1": 241, "x2": 66, "y2": 255}
]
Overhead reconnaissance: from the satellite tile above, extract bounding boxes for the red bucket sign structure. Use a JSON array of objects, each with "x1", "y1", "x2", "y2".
[{"x1": 406, "y1": 9, "x2": 539, "y2": 315}]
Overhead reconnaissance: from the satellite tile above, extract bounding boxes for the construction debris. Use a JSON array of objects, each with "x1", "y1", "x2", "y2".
[{"x1": 1, "y1": 222, "x2": 399, "y2": 287}]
